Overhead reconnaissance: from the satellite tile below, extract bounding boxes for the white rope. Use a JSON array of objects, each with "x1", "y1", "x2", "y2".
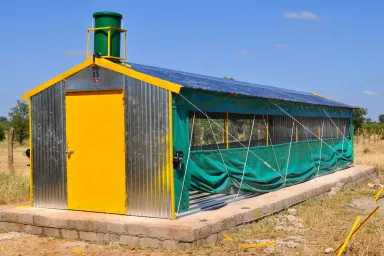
[
  {"x1": 179, "y1": 93, "x2": 323, "y2": 190},
  {"x1": 206, "y1": 112, "x2": 230, "y2": 177},
  {"x1": 176, "y1": 111, "x2": 195, "y2": 215},
  {"x1": 342, "y1": 123, "x2": 346, "y2": 152},
  {"x1": 179, "y1": 94, "x2": 276, "y2": 172},
  {"x1": 262, "y1": 115, "x2": 281, "y2": 171},
  {"x1": 327, "y1": 119, "x2": 340, "y2": 169},
  {"x1": 284, "y1": 122, "x2": 295, "y2": 187},
  {"x1": 321, "y1": 108, "x2": 353, "y2": 150},
  {"x1": 270, "y1": 100, "x2": 378, "y2": 184},
  {"x1": 270, "y1": 100, "x2": 345, "y2": 159},
  {"x1": 316, "y1": 122, "x2": 324, "y2": 177},
  {"x1": 321, "y1": 108, "x2": 380, "y2": 184},
  {"x1": 302, "y1": 117, "x2": 314, "y2": 161},
  {"x1": 177, "y1": 94, "x2": 347, "y2": 205},
  {"x1": 236, "y1": 115, "x2": 256, "y2": 199}
]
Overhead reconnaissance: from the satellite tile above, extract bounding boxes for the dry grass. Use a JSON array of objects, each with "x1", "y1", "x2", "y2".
[
  {"x1": 0, "y1": 138, "x2": 383, "y2": 255},
  {"x1": 0, "y1": 141, "x2": 30, "y2": 205},
  {"x1": 354, "y1": 136, "x2": 384, "y2": 171},
  {"x1": 0, "y1": 172, "x2": 29, "y2": 205}
]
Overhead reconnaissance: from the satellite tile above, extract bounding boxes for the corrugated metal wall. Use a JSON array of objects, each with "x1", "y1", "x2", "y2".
[
  {"x1": 31, "y1": 81, "x2": 67, "y2": 209},
  {"x1": 270, "y1": 115, "x2": 351, "y2": 144},
  {"x1": 65, "y1": 66, "x2": 124, "y2": 92},
  {"x1": 124, "y1": 77, "x2": 173, "y2": 219}
]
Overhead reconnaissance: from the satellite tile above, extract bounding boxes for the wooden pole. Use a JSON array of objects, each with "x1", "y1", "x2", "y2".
[{"x1": 8, "y1": 127, "x2": 15, "y2": 173}]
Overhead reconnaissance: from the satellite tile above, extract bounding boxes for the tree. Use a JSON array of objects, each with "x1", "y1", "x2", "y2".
[
  {"x1": 365, "y1": 118, "x2": 372, "y2": 123},
  {"x1": 8, "y1": 100, "x2": 29, "y2": 145},
  {"x1": 223, "y1": 76, "x2": 235, "y2": 80},
  {"x1": 353, "y1": 108, "x2": 367, "y2": 132},
  {"x1": 0, "y1": 116, "x2": 7, "y2": 124},
  {"x1": 0, "y1": 123, "x2": 5, "y2": 141},
  {"x1": 379, "y1": 114, "x2": 384, "y2": 123}
]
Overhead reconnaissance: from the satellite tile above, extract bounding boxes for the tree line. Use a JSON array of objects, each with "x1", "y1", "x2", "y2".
[
  {"x1": 0, "y1": 100, "x2": 29, "y2": 144},
  {"x1": 353, "y1": 108, "x2": 384, "y2": 132}
]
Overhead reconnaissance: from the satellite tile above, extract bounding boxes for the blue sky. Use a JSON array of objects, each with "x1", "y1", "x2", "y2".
[{"x1": 0, "y1": 0, "x2": 383, "y2": 120}]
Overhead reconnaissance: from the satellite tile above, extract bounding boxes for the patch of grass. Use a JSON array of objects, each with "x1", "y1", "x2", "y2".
[{"x1": 0, "y1": 171, "x2": 29, "y2": 204}]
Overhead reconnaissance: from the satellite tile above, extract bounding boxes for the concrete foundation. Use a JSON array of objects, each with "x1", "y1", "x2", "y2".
[{"x1": 0, "y1": 165, "x2": 377, "y2": 249}]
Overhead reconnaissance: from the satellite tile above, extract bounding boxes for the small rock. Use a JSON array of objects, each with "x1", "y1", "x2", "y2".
[
  {"x1": 292, "y1": 236, "x2": 304, "y2": 242},
  {"x1": 333, "y1": 186, "x2": 341, "y2": 192},
  {"x1": 324, "y1": 248, "x2": 334, "y2": 254},
  {"x1": 288, "y1": 209, "x2": 297, "y2": 216},
  {"x1": 328, "y1": 190, "x2": 337, "y2": 197},
  {"x1": 263, "y1": 247, "x2": 275, "y2": 253},
  {"x1": 286, "y1": 215, "x2": 297, "y2": 222},
  {"x1": 276, "y1": 221, "x2": 287, "y2": 226},
  {"x1": 0, "y1": 232, "x2": 23, "y2": 241},
  {"x1": 286, "y1": 241, "x2": 298, "y2": 248},
  {"x1": 293, "y1": 223, "x2": 304, "y2": 229},
  {"x1": 367, "y1": 183, "x2": 375, "y2": 188},
  {"x1": 275, "y1": 226, "x2": 285, "y2": 231},
  {"x1": 285, "y1": 226, "x2": 298, "y2": 232},
  {"x1": 335, "y1": 181, "x2": 343, "y2": 188}
]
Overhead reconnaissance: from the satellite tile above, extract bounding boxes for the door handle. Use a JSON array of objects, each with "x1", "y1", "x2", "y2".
[{"x1": 66, "y1": 150, "x2": 74, "y2": 155}]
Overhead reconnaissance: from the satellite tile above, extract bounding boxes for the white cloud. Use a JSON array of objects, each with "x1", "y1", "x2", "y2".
[
  {"x1": 235, "y1": 50, "x2": 255, "y2": 56},
  {"x1": 362, "y1": 90, "x2": 377, "y2": 96},
  {"x1": 282, "y1": 11, "x2": 320, "y2": 21},
  {"x1": 275, "y1": 44, "x2": 289, "y2": 49},
  {"x1": 64, "y1": 50, "x2": 86, "y2": 56}
]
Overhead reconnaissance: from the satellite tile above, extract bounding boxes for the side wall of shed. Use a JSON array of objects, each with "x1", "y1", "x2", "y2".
[
  {"x1": 31, "y1": 81, "x2": 67, "y2": 209},
  {"x1": 124, "y1": 77, "x2": 174, "y2": 219}
]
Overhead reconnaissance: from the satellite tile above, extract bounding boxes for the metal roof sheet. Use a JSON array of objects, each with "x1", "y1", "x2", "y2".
[{"x1": 126, "y1": 62, "x2": 353, "y2": 108}]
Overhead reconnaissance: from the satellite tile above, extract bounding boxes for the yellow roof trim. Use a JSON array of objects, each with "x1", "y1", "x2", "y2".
[
  {"x1": 22, "y1": 58, "x2": 182, "y2": 100},
  {"x1": 310, "y1": 92, "x2": 345, "y2": 105},
  {"x1": 95, "y1": 58, "x2": 182, "y2": 93},
  {"x1": 22, "y1": 59, "x2": 93, "y2": 100}
]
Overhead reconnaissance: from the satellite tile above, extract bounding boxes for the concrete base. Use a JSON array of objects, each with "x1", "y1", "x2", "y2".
[{"x1": 0, "y1": 165, "x2": 377, "y2": 249}]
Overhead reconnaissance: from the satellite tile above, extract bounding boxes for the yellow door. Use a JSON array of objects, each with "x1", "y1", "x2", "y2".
[{"x1": 66, "y1": 90, "x2": 126, "y2": 214}]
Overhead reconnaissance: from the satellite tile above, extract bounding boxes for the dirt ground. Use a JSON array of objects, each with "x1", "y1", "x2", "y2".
[{"x1": 0, "y1": 138, "x2": 383, "y2": 255}]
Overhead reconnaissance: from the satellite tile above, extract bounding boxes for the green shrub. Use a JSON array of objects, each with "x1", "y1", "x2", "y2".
[{"x1": 0, "y1": 124, "x2": 5, "y2": 142}]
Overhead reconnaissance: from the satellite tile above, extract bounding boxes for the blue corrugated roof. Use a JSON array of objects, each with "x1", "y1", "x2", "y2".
[{"x1": 126, "y1": 62, "x2": 353, "y2": 108}]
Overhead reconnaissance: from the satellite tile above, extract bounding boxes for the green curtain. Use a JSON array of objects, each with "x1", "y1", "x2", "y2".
[
  {"x1": 189, "y1": 138, "x2": 352, "y2": 194},
  {"x1": 172, "y1": 89, "x2": 354, "y2": 214},
  {"x1": 172, "y1": 107, "x2": 191, "y2": 213}
]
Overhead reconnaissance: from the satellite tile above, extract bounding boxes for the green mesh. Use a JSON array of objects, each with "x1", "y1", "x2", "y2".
[
  {"x1": 189, "y1": 138, "x2": 352, "y2": 194},
  {"x1": 172, "y1": 90, "x2": 353, "y2": 214}
]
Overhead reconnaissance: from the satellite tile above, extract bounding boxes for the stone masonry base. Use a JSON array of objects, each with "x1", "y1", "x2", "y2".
[{"x1": 0, "y1": 165, "x2": 378, "y2": 250}]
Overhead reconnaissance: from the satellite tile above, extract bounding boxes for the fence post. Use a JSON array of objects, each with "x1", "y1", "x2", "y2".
[{"x1": 8, "y1": 127, "x2": 15, "y2": 173}]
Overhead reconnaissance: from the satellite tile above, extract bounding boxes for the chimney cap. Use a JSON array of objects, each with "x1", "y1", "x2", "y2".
[{"x1": 93, "y1": 11, "x2": 123, "y2": 19}]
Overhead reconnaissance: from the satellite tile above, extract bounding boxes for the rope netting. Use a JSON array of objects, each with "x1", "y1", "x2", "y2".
[{"x1": 176, "y1": 93, "x2": 379, "y2": 215}]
